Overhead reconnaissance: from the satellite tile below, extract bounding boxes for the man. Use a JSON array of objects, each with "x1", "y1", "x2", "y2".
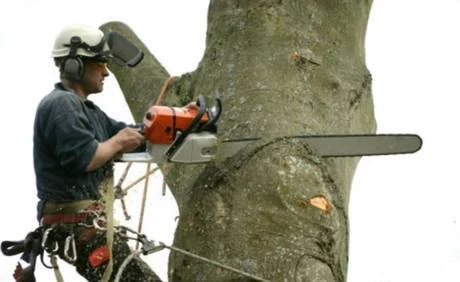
[{"x1": 33, "y1": 24, "x2": 162, "y2": 281}]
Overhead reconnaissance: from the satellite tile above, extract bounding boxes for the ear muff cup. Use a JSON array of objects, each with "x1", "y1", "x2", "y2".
[{"x1": 61, "y1": 56, "x2": 84, "y2": 81}]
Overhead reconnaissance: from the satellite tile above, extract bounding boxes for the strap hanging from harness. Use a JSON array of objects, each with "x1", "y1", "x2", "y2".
[
  {"x1": 50, "y1": 254, "x2": 64, "y2": 282},
  {"x1": 1, "y1": 228, "x2": 44, "y2": 282},
  {"x1": 1, "y1": 226, "x2": 68, "y2": 282}
]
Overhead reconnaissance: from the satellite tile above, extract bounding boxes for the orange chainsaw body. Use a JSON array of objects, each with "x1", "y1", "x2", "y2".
[{"x1": 143, "y1": 104, "x2": 209, "y2": 144}]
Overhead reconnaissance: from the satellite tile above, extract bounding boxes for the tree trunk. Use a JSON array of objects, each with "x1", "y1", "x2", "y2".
[{"x1": 102, "y1": 0, "x2": 375, "y2": 281}]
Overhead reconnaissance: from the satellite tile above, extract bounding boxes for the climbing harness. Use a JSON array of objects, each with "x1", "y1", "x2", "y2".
[{"x1": 1, "y1": 201, "x2": 115, "y2": 281}]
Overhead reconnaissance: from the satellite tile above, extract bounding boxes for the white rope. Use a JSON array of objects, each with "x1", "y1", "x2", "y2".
[{"x1": 114, "y1": 249, "x2": 142, "y2": 282}]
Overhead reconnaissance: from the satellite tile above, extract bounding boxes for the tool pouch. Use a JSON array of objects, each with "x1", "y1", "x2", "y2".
[{"x1": 1, "y1": 228, "x2": 43, "y2": 282}]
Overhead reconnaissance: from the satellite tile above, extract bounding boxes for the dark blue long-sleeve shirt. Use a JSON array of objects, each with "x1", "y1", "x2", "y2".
[{"x1": 33, "y1": 83, "x2": 127, "y2": 218}]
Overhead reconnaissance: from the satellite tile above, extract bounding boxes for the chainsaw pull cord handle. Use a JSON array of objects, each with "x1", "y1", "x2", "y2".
[{"x1": 165, "y1": 95, "x2": 207, "y2": 160}]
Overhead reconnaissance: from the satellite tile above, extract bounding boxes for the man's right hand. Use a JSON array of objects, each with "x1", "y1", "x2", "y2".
[
  {"x1": 86, "y1": 127, "x2": 145, "y2": 172},
  {"x1": 113, "y1": 127, "x2": 145, "y2": 153}
]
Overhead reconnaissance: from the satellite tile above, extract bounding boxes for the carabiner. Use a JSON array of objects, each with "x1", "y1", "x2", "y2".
[
  {"x1": 64, "y1": 234, "x2": 77, "y2": 263},
  {"x1": 41, "y1": 227, "x2": 59, "y2": 253}
]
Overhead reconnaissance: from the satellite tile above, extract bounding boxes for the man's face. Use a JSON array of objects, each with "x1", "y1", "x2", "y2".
[{"x1": 80, "y1": 58, "x2": 109, "y2": 94}]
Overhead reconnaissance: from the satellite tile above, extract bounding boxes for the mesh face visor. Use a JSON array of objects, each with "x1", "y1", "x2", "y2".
[{"x1": 104, "y1": 31, "x2": 144, "y2": 67}]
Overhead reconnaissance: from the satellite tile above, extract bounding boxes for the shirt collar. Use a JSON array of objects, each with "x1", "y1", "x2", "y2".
[
  {"x1": 55, "y1": 82, "x2": 75, "y2": 93},
  {"x1": 54, "y1": 82, "x2": 96, "y2": 109}
]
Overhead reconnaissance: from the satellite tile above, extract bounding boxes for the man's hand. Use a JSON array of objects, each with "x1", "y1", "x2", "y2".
[
  {"x1": 112, "y1": 127, "x2": 145, "y2": 153},
  {"x1": 86, "y1": 127, "x2": 145, "y2": 172}
]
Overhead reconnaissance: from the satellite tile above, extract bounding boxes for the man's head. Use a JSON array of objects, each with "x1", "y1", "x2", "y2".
[{"x1": 52, "y1": 24, "x2": 110, "y2": 96}]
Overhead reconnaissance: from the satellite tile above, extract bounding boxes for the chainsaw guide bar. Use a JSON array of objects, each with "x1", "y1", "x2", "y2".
[
  {"x1": 220, "y1": 134, "x2": 423, "y2": 158},
  {"x1": 120, "y1": 133, "x2": 422, "y2": 164}
]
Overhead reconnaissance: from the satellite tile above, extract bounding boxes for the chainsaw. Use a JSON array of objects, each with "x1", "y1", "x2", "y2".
[{"x1": 121, "y1": 95, "x2": 422, "y2": 164}]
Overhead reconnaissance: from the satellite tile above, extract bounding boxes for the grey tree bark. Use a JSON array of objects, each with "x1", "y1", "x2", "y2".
[{"x1": 102, "y1": 0, "x2": 376, "y2": 281}]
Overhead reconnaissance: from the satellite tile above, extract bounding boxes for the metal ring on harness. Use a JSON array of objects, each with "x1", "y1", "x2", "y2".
[
  {"x1": 92, "y1": 216, "x2": 107, "y2": 231},
  {"x1": 76, "y1": 210, "x2": 106, "y2": 230}
]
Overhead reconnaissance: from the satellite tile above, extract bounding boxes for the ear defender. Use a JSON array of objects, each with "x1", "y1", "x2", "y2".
[{"x1": 61, "y1": 36, "x2": 84, "y2": 81}]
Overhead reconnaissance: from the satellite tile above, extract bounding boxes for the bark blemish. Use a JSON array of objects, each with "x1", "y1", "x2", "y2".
[
  {"x1": 297, "y1": 195, "x2": 331, "y2": 213},
  {"x1": 290, "y1": 49, "x2": 321, "y2": 66},
  {"x1": 308, "y1": 195, "x2": 331, "y2": 213}
]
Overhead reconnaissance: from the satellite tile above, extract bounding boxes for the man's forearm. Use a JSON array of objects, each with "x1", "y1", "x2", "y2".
[{"x1": 85, "y1": 139, "x2": 122, "y2": 172}]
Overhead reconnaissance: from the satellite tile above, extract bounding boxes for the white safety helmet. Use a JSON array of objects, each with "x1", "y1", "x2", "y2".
[
  {"x1": 51, "y1": 24, "x2": 143, "y2": 80},
  {"x1": 51, "y1": 24, "x2": 108, "y2": 58}
]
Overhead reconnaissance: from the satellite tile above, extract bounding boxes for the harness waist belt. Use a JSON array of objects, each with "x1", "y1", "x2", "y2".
[
  {"x1": 41, "y1": 212, "x2": 93, "y2": 225},
  {"x1": 42, "y1": 199, "x2": 101, "y2": 214},
  {"x1": 41, "y1": 200, "x2": 104, "y2": 226}
]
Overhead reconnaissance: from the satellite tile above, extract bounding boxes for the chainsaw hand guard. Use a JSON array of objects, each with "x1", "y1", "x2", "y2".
[
  {"x1": 165, "y1": 95, "x2": 220, "y2": 160},
  {"x1": 199, "y1": 97, "x2": 222, "y2": 133}
]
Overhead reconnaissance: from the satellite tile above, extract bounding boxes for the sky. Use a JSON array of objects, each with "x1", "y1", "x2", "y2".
[{"x1": 0, "y1": 0, "x2": 459, "y2": 281}]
